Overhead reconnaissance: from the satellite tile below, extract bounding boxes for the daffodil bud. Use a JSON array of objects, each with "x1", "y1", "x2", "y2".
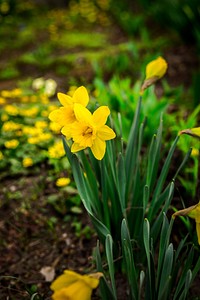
[
  {"x1": 141, "y1": 56, "x2": 168, "y2": 93},
  {"x1": 179, "y1": 127, "x2": 200, "y2": 139}
]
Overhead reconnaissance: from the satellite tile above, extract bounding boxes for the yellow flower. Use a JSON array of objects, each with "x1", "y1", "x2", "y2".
[
  {"x1": 173, "y1": 201, "x2": 200, "y2": 244},
  {"x1": 62, "y1": 104, "x2": 116, "y2": 160},
  {"x1": 49, "y1": 121, "x2": 62, "y2": 134},
  {"x1": 23, "y1": 157, "x2": 33, "y2": 168},
  {"x1": 2, "y1": 121, "x2": 21, "y2": 132},
  {"x1": 0, "y1": 151, "x2": 4, "y2": 160},
  {"x1": 141, "y1": 56, "x2": 168, "y2": 93},
  {"x1": 191, "y1": 148, "x2": 199, "y2": 157},
  {"x1": 179, "y1": 127, "x2": 200, "y2": 139},
  {"x1": 0, "y1": 97, "x2": 6, "y2": 104},
  {"x1": 56, "y1": 177, "x2": 71, "y2": 187},
  {"x1": 48, "y1": 141, "x2": 65, "y2": 159},
  {"x1": 4, "y1": 139, "x2": 19, "y2": 149},
  {"x1": 50, "y1": 270, "x2": 102, "y2": 300},
  {"x1": 35, "y1": 120, "x2": 48, "y2": 129},
  {"x1": 4, "y1": 104, "x2": 19, "y2": 116},
  {"x1": 48, "y1": 86, "x2": 89, "y2": 129}
]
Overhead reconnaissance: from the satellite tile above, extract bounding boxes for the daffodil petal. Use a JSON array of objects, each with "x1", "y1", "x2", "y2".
[
  {"x1": 57, "y1": 92, "x2": 73, "y2": 106},
  {"x1": 52, "y1": 281, "x2": 92, "y2": 300},
  {"x1": 74, "y1": 103, "x2": 92, "y2": 123},
  {"x1": 61, "y1": 125, "x2": 72, "y2": 140},
  {"x1": 72, "y1": 86, "x2": 89, "y2": 106},
  {"x1": 146, "y1": 56, "x2": 167, "y2": 80},
  {"x1": 71, "y1": 142, "x2": 86, "y2": 153},
  {"x1": 97, "y1": 125, "x2": 116, "y2": 141},
  {"x1": 91, "y1": 138, "x2": 106, "y2": 160},
  {"x1": 93, "y1": 106, "x2": 110, "y2": 127},
  {"x1": 83, "y1": 275, "x2": 100, "y2": 289},
  {"x1": 49, "y1": 107, "x2": 75, "y2": 126},
  {"x1": 196, "y1": 223, "x2": 200, "y2": 245},
  {"x1": 50, "y1": 271, "x2": 79, "y2": 291}
]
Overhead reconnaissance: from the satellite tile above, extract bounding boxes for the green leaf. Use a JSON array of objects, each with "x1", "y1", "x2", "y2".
[
  {"x1": 157, "y1": 243, "x2": 173, "y2": 300},
  {"x1": 121, "y1": 219, "x2": 138, "y2": 300},
  {"x1": 105, "y1": 235, "x2": 117, "y2": 299}
]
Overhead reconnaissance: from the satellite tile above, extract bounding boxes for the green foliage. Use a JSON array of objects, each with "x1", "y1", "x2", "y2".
[
  {"x1": 62, "y1": 82, "x2": 199, "y2": 298},
  {"x1": 94, "y1": 76, "x2": 170, "y2": 142}
]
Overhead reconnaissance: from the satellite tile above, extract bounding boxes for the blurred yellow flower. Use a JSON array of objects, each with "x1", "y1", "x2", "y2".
[
  {"x1": 4, "y1": 139, "x2": 19, "y2": 149},
  {"x1": 0, "y1": 97, "x2": 6, "y2": 104},
  {"x1": 49, "y1": 86, "x2": 89, "y2": 130},
  {"x1": 4, "y1": 104, "x2": 19, "y2": 116},
  {"x1": 48, "y1": 141, "x2": 65, "y2": 159},
  {"x1": 23, "y1": 157, "x2": 33, "y2": 168},
  {"x1": 191, "y1": 148, "x2": 199, "y2": 157},
  {"x1": 2, "y1": 121, "x2": 21, "y2": 132},
  {"x1": 62, "y1": 104, "x2": 116, "y2": 160},
  {"x1": 1, "y1": 113, "x2": 8, "y2": 121},
  {"x1": 50, "y1": 270, "x2": 102, "y2": 300},
  {"x1": 141, "y1": 56, "x2": 168, "y2": 93},
  {"x1": 1, "y1": 90, "x2": 11, "y2": 98},
  {"x1": 0, "y1": 151, "x2": 4, "y2": 160},
  {"x1": 56, "y1": 177, "x2": 71, "y2": 187},
  {"x1": 28, "y1": 137, "x2": 38, "y2": 144},
  {"x1": 49, "y1": 121, "x2": 62, "y2": 134},
  {"x1": 11, "y1": 88, "x2": 22, "y2": 97},
  {"x1": 173, "y1": 201, "x2": 200, "y2": 244},
  {"x1": 35, "y1": 120, "x2": 48, "y2": 129},
  {"x1": 20, "y1": 107, "x2": 39, "y2": 117}
]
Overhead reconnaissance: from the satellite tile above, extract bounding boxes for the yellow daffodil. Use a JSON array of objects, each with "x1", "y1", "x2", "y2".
[
  {"x1": 141, "y1": 56, "x2": 168, "y2": 93},
  {"x1": 50, "y1": 270, "x2": 102, "y2": 300},
  {"x1": 179, "y1": 127, "x2": 200, "y2": 139},
  {"x1": 56, "y1": 177, "x2": 71, "y2": 187},
  {"x1": 49, "y1": 86, "x2": 89, "y2": 129},
  {"x1": 173, "y1": 201, "x2": 200, "y2": 244},
  {"x1": 62, "y1": 103, "x2": 116, "y2": 160}
]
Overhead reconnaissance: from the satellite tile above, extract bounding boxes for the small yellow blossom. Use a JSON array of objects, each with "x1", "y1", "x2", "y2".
[
  {"x1": 50, "y1": 270, "x2": 102, "y2": 300},
  {"x1": 1, "y1": 113, "x2": 9, "y2": 121},
  {"x1": 1, "y1": 90, "x2": 12, "y2": 98},
  {"x1": 20, "y1": 107, "x2": 39, "y2": 117},
  {"x1": 49, "y1": 86, "x2": 89, "y2": 130},
  {"x1": 56, "y1": 177, "x2": 71, "y2": 187},
  {"x1": 11, "y1": 88, "x2": 22, "y2": 97},
  {"x1": 191, "y1": 148, "x2": 199, "y2": 157},
  {"x1": 4, "y1": 104, "x2": 19, "y2": 116},
  {"x1": 28, "y1": 137, "x2": 38, "y2": 144},
  {"x1": 62, "y1": 104, "x2": 116, "y2": 160},
  {"x1": 48, "y1": 141, "x2": 65, "y2": 158},
  {"x1": 35, "y1": 120, "x2": 48, "y2": 129},
  {"x1": 173, "y1": 201, "x2": 200, "y2": 244},
  {"x1": 2, "y1": 121, "x2": 21, "y2": 132},
  {"x1": 4, "y1": 139, "x2": 19, "y2": 149},
  {"x1": 141, "y1": 56, "x2": 168, "y2": 93},
  {"x1": 0, "y1": 97, "x2": 6, "y2": 104},
  {"x1": 49, "y1": 121, "x2": 62, "y2": 134},
  {"x1": 0, "y1": 151, "x2": 4, "y2": 160},
  {"x1": 23, "y1": 157, "x2": 33, "y2": 168}
]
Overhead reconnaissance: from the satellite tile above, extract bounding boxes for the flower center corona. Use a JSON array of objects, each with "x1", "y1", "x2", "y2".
[{"x1": 83, "y1": 127, "x2": 93, "y2": 136}]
